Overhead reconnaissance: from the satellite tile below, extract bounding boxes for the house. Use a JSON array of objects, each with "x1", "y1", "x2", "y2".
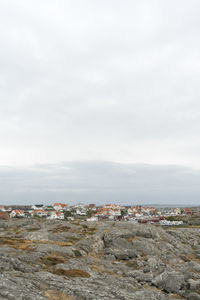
[
  {"x1": 109, "y1": 209, "x2": 121, "y2": 217},
  {"x1": 5, "y1": 207, "x2": 12, "y2": 212},
  {"x1": 88, "y1": 204, "x2": 97, "y2": 211},
  {"x1": 53, "y1": 203, "x2": 68, "y2": 211},
  {"x1": 76, "y1": 207, "x2": 87, "y2": 216},
  {"x1": 95, "y1": 206, "x2": 121, "y2": 219},
  {"x1": 84, "y1": 204, "x2": 97, "y2": 212},
  {"x1": 95, "y1": 208, "x2": 109, "y2": 217},
  {"x1": 174, "y1": 208, "x2": 181, "y2": 215},
  {"x1": 127, "y1": 207, "x2": 138, "y2": 215},
  {"x1": 127, "y1": 206, "x2": 156, "y2": 216},
  {"x1": 141, "y1": 206, "x2": 156, "y2": 215},
  {"x1": 10, "y1": 209, "x2": 25, "y2": 218},
  {"x1": 45, "y1": 205, "x2": 54, "y2": 211},
  {"x1": 95, "y1": 209, "x2": 109, "y2": 219},
  {"x1": 183, "y1": 208, "x2": 193, "y2": 215},
  {"x1": 73, "y1": 203, "x2": 85, "y2": 210},
  {"x1": 103, "y1": 204, "x2": 124, "y2": 210},
  {"x1": 31, "y1": 209, "x2": 47, "y2": 217},
  {"x1": 31, "y1": 204, "x2": 46, "y2": 210},
  {"x1": 49, "y1": 211, "x2": 64, "y2": 220}
]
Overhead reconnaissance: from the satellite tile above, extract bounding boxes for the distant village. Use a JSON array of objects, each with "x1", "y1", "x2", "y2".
[{"x1": 0, "y1": 203, "x2": 199, "y2": 226}]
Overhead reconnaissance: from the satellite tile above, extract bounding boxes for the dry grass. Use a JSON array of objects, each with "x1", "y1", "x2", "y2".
[
  {"x1": 185, "y1": 252, "x2": 200, "y2": 263},
  {"x1": 44, "y1": 290, "x2": 75, "y2": 300},
  {"x1": 81, "y1": 227, "x2": 97, "y2": 236},
  {"x1": 88, "y1": 227, "x2": 96, "y2": 231},
  {"x1": 89, "y1": 264, "x2": 103, "y2": 273},
  {"x1": 40, "y1": 254, "x2": 66, "y2": 266},
  {"x1": 35, "y1": 240, "x2": 73, "y2": 247},
  {"x1": 150, "y1": 286, "x2": 164, "y2": 293},
  {"x1": 126, "y1": 236, "x2": 139, "y2": 242},
  {"x1": 51, "y1": 268, "x2": 90, "y2": 278},
  {"x1": 88, "y1": 252, "x2": 102, "y2": 260},
  {"x1": 0, "y1": 238, "x2": 34, "y2": 251},
  {"x1": 65, "y1": 236, "x2": 81, "y2": 244},
  {"x1": 51, "y1": 226, "x2": 71, "y2": 233},
  {"x1": 71, "y1": 220, "x2": 81, "y2": 226},
  {"x1": 126, "y1": 260, "x2": 141, "y2": 269},
  {"x1": 0, "y1": 237, "x2": 73, "y2": 251},
  {"x1": 26, "y1": 227, "x2": 40, "y2": 232},
  {"x1": 89, "y1": 264, "x2": 121, "y2": 278},
  {"x1": 168, "y1": 294, "x2": 184, "y2": 299}
]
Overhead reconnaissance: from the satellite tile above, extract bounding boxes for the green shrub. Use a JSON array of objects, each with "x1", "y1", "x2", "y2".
[{"x1": 73, "y1": 250, "x2": 82, "y2": 257}]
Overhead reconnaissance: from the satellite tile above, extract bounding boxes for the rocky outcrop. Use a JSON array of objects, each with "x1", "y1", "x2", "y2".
[{"x1": 0, "y1": 219, "x2": 200, "y2": 299}]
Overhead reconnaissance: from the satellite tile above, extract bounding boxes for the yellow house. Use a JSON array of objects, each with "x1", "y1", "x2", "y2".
[{"x1": 174, "y1": 208, "x2": 181, "y2": 215}]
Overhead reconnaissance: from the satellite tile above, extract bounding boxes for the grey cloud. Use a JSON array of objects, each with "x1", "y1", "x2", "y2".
[
  {"x1": 0, "y1": 161, "x2": 199, "y2": 206},
  {"x1": 0, "y1": 1, "x2": 200, "y2": 170}
]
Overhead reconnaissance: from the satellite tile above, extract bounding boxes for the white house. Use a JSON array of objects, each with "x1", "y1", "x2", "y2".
[
  {"x1": 53, "y1": 203, "x2": 68, "y2": 211},
  {"x1": 109, "y1": 209, "x2": 121, "y2": 217},
  {"x1": 87, "y1": 204, "x2": 97, "y2": 211},
  {"x1": 10, "y1": 209, "x2": 25, "y2": 218},
  {"x1": 49, "y1": 211, "x2": 64, "y2": 220},
  {"x1": 76, "y1": 208, "x2": 87, "y2": 216},
  {"x1": 31, "y1": 204, "x2": 45, "y2": 210},
  {"x1": 73, "y1": 203, "x2": 85, "y2": 210},
  {"x1": 31, "y1": 209, "x2": 47, "y2": 217}
]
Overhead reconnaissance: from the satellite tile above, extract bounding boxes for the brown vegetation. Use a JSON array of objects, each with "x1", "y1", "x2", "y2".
[
  {"x1": 40, "y1": 254, "x2": 66, "y2": 266},
  {"x1": 44, "y1": 290, "x2": 75, "y2": 300},
  {"x1": 51, "y1": 225, "x2": 71, "y2": 233},
  {"x1": 0, "y1": 238, "x2": 34, "y2": 251},
  {"x1": 51, "y1": 268, "x2": 90, "y2": 278}
]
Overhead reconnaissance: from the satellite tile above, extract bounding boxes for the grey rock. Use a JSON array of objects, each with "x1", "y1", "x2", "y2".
[
  {"x1": 153, "y1": 270, "x2": 185, "y2": 293},
  {"x1": 188, "y1": 279, "x2": 200, "y2": 291},
  {"x1": 186, "y1": 293, "x2": 200, "y2": 300}
]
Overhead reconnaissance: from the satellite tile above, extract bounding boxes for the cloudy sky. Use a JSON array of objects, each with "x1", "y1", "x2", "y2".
[{"x1": 0, "y1": 0, "x2": 200, "y2": 205}]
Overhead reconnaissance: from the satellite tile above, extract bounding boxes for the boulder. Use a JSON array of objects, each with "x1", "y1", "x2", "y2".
[{"x1": 153, "y1": 270, "x2": 185, "y2": 293}]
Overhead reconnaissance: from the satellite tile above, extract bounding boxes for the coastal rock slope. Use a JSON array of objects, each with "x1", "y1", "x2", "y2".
[{"x1": 0, "y1": 219, "x2": 199, "y2": 299}]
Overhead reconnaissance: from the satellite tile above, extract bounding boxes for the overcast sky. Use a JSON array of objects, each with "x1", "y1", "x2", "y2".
[{"x1": 0, "y1": 0, "x2": 200, "y2": 205}]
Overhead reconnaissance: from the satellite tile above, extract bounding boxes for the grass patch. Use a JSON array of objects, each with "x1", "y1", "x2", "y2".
[
  {"x1": 51, "y1": 268, "x2": 90, "y2": 278},
  {"x1": 44, "y1": 289, "x2": 75, "y2": 300},
  {"x1": 52, "y1": 226, "x2": 71, "y2": 234},
  {"x1": 88, "y1": 227, "x2": 96, "y2": 231},
  {"x1": 26, "y1": 227, "x2": 40, "y2": 232},
  {"x1": 40, "y1": 254, "x2": 66, "y2": 266},
  {"x1": 73, "y1": 249, "x2": 82, "y2": 257},
  {"x1": 0, "y1": 237, "x2": 34, "y2": 251},
  {"x1": 168, "y1": 294, "x2": 184, "y2": 299},
  {"x1": 185, "y1": 252, "x2": 200, "y2": 263},
  {"x1": 65, "y1": 236, "x2": 81, "y2": 244},
  {"x1": 0, "y1": 237, "x2": 72, "y2": 251},
  {"x1": 82, "y1": 224, "x2": 88, "y2": 229},
  {"x1": 37, "y1": 240, "x2": 72, "y2": 247},
  {"x1": 89, "y1": 264, "x2": 121, "y2": 278},
  {"x1": 126, "y1": 260, "x2": 141, "y2": 269}
]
